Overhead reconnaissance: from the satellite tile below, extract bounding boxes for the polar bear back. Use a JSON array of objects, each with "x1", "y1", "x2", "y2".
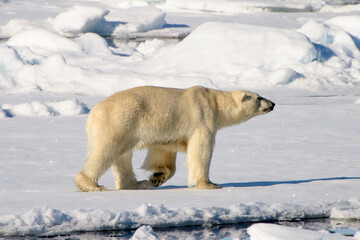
[{"x1": 87, "y1": 86, "x2": 215, "y2": 152}]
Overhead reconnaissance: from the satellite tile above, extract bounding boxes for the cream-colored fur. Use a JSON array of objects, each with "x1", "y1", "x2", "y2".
[{"x1": 75, "y1": 86, "x2": 275, "y2": 191}]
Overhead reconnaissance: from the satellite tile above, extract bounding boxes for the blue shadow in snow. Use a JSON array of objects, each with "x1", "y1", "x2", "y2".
[
  {"x1": 221, "y1": 177, "x2": 360, "y2": 188},
  {"x1": 163, "y1": 23, "x2": 189, "y2": 28},
  {"x1": 313, "y1": 43, "x2": 336, "y2": 63},
  {"x1": 157, "y1": 185, "x2": 188, "y2": 190},
  {"x1": 155, "y1": 177, "x2": 360, "y2": 190},
  {"x1": 350, "y1": 34, "x2": 360, "y2": 51},
  {"x1": 1, "y1": 109, "x2": 13, "y2": 118}
]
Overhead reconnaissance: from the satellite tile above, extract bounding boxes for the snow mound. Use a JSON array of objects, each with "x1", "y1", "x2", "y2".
[
  {"x1": 0, "y1": 201, "x2": 357, "y2": 237},
  {"x1": 6, "y1": 28, "x2": 83, "y2": 55},
  {"x1": 0, "y1": 44, "x2": 24, "y2": 73},
  {"x1": 1, "y1": 16, "x2": 360, "y2": 95},
  {"x1": 136, "y1": 38, "x2": 176, "y2": 57},
  {"x1": 4, "y1": 26, "x2": 111, "y2": 57},
  {"x1": 331, "y1": 207, "x2": 360, "y2": 220},
  {"x1": 140, "y1": 18, "x2": 360, "y2": 90},
  {"x1": 0, "y1": 5, "x2": 167, "y2": 38},
  {"x1": 0, "y1": 18, "x2": 42, "y2": 38},
  {"x1": 142, "y1": 21, "x2": 317, "y2": 88},
  {"x1": 165, "y1": 0, "x2": 360, "y2": 14},
  {"x1": 101, "y1": 6, "x2": 167, "y2": 37},
  {"x1": 75, "y1": 32, "x2": 112, "y2": 55},
  {"x1": 299, "y1": 17, "x2": 360, "y2": 59},
  {"x1": 50, "y1": 5, "x2": 166, "y2": 37},
  {"x1": 248, "y1": 223, "x2": 353, "y2": 240},
  {"x1": 0, "y1": 99, "x2": 89, "y2": 118},
  {"x1": 165, "y1": 0, "x2": 324, "y2": 14},
  {"x1": 51, "y1": 5, "x2": 109, "y2": 37},
  {"x1": 0, "y1": 34, "x2": 214, "y2": 96},
  {"x1": 130, "y1": 226, "x2": 159, "y2": 240},
  {"x1": 320, "y1": 3, "x2": 360, "y2": 13},
  {"x1": 325, "y1": 15, "x2": 360, "y2": 39}
]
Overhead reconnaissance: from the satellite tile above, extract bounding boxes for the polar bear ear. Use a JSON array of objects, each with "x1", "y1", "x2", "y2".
[{"x1": 242, "y1": 95, "x2": 252, "y2": 102}]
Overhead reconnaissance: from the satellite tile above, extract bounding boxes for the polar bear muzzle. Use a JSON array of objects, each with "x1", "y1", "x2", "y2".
[{"x1": 260, "y1": 98, "x2": 275, "y2": 113}]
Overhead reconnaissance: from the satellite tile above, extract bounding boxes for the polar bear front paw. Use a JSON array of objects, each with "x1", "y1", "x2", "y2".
[
  {"x1": 136, "y1": 180, "x2": 151, "y2": 189},
  {"x1": 150, "y1": 172, "x2": 167, "y2": 187},
  {"x1": 95, "y1": 185, "x2": 109, "y2": 191},
  {"x1": 194, "y1": 181, "x2": 222, "y2": 190}
]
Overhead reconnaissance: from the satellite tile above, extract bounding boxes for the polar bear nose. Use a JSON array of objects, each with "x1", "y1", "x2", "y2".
[
  {"x1": 269, "y1": 101, "x2": 275, "y2": 110},
  {"x1": 262, "y1": 100, "x2": 275, "y2": 113}
]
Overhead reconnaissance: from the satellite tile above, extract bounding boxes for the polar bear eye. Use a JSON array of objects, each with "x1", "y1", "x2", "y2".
[
  {"x1": 242, "y1": 95, "x2": 252, "y2": 102},
  {"x1": 257, "y1": 96, "x2": 264, "y2": 101}
]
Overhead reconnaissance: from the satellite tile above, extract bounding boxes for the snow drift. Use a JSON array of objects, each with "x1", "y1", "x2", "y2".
[
  {"x1": 0, "y1": 99, "x2": 89, "y2": 118},
  {"x1": 248, "y1": 223, "x2": 354, "y2": 240},
  {"x1": 51, "y1": 5, "x2": 110, "y2": 37},
  {"x1": 6, "y1": 28, "x2": 84, "y2": 55},
  {"x1": 165, "y1": 0, "x2": 324, "y2": 14},
  {"x1": 1, "y1": 10, "x2": 360, "y2": 95},
  {"x1": 141, "y1": 19, "x2": 360, "y2": 90},
  {"x1": 0, "y1": 5, "x2": 166, "y2": 38},
  {"x1": 141, "y1": 21, "x2": 317, "y2": 88},
  {"x1": 0, "y1": 201, "x2": 359, "y2": 237},
  {"x1": 164, "y1": 0, "x2": 360, "y2": 14}
]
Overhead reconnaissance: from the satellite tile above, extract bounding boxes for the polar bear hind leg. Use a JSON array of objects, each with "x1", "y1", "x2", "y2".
[
  {"x1": 75, "y1": 146, "x2": 113, "y2": 192},
  {"x1": 142, "y1": 147, "x2": 177, "y2": 187},
  {"x1": 75, "y1": 172, "x2": 108, "y2": 192}
]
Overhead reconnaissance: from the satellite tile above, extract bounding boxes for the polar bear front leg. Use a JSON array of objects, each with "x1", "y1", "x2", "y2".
[
  {"x1": 187, "y1": 129, "x2": 221, "y2": 190},
  {"x1": 112, "y1": 152, "x2": 151, "y2": 190},
  {"x1": 142, "y1": 147, "x2": 177, "y2": 187}
]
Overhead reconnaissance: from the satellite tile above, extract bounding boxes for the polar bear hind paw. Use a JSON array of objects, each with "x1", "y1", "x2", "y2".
[
  {"x1": 75, "y1": 172, "x2": 109, "y2": 192},
  {"x1": 195, "y1": 181, "x2": 222, "y2": 190},
  {"x1": 150, "y1": 172, "x2": 167, "y2": 187}
]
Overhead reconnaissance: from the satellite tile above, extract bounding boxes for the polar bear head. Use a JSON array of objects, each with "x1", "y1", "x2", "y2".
[{"x1": 230, "y1": 90, "x2": 275, "y2": 122}]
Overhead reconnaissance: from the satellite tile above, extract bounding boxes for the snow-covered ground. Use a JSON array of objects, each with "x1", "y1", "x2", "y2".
[{"x1": 1, "y1": 0, "x2": 360, "y2": 239}]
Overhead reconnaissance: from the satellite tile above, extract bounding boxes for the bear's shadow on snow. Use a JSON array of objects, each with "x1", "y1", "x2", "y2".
[
  {"x1": 156, "y1": 177, "x2": 360, "y2": 190},
  {"x1": 157, "y1": 185, "x2": 188, "y2": 190},
  {"x1": 221, "y1": 177, "x2": 360, "y2": 188}
]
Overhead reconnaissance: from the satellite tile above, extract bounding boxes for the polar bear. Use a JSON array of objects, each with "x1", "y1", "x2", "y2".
[{"x1": 75, "y1": 86, "x2": 275, "y2": 191}]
